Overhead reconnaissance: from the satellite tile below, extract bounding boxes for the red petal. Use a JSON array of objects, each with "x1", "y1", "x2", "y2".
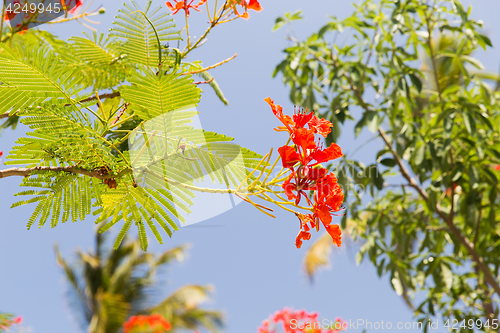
[
  {"x1": 166, "y1": 2, "x2": 175, "y2": 10},
  {"x1": 247, "y1": 0, "x2": 262, "y2": 11},
  {"x1": 292, "y1": 128, "x2": 316, "y2": 151},
  {"x1": 308, "y1": 116, "x2": 333, "y2": 137},
  {"x1": 325, "y1": 187, "x2": 344, "y2": 211},
  {"x1": 278, "y1": 145, "x2": 300, "y2": 169},
  {"x1": 324, "y1": 143, "x2": 343, "y2": 160},
  {"x1": 194, "y1": 0, "x2": 207, "y2": 7},
  {"x1": 282, "y1": 174, "x2": 297, "y2": 201},
  {"x1": 315, "y1": 203, "x2": 332, "y2": 225},
  {"x1": 325, "y1": 224, "x2": 342, "y2": 247},
  {"x1": 311, "y1": 143, "x2": 343, "y2": 163}
]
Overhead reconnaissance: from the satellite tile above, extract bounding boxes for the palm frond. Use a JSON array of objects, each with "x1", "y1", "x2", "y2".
[{"x1": 150, "y1": 285, "x2": 224, "y2": 332}]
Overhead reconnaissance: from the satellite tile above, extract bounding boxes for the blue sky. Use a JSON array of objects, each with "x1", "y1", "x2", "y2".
[{"x1": 1, "y1": 0, "x2": 500, "y2": 332}]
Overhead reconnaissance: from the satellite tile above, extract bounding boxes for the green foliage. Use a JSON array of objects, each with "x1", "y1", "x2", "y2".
[
  {"x1": 272, "y1": 10, "x2": 303, "y2": 32},
  {"x1": 275, "y1": 0, "x2": 500, "y2": 330},
  {"x1": 55, "y1": 232, "x2": 223, "y2": 333},
  {"x1": 1, "y1": 1, "x2": 262, "y2": 250}
]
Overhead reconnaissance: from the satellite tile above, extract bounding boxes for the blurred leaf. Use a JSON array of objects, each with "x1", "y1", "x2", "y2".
[{"x1": 303, "y1": 233, "x2": 334, "y2": 281}]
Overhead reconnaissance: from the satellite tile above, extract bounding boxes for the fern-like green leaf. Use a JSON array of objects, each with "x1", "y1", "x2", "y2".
[
  {"x1": 120, "y1": 68, "x2": 201, "y2": 120},
  {"x1": 109, "y1": 1, "x2": 180, "y2": 68}
]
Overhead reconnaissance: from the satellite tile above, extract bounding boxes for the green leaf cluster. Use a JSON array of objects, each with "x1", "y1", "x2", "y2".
[{"x1": 1, "y1": 1, "x2": 261, "y2": 251}]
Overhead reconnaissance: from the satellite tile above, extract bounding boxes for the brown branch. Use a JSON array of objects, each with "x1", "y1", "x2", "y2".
[
  {"x1": 0, "y1": 165, "x2": 130, "y2": 180},
  {"x1": 66, "y1": 91, "x2": 121, "y2": 106},
  {"x1": 378, "y1": 127, "x2": 500, "y2": 298},
  {"x1": 194, "y1": 78, "x2": 214, "y2": 85},
  {"x1": 419, "y1": 12, "x2": 500, "y2": 299},
  {"x1": 341, "y1": 54, "x2": 500, "y2": 297},
  {"x1": 112, "y1": 102, "x2": 130, "y2": 125},
  {"x1": 182, "y1": 53, "x2": 238, "y2": 75},
  {"x1": 0, "y1": 111, "x2": 11, "y2": 119}
]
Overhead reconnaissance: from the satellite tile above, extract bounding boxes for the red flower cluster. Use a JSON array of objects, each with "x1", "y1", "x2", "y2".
[
  {"x1": 227, "y1": 0, "x2": 262, "y2": 19},
  {"x1": 265, "y1": 97, "x2": 344, "y2": 249},
  {"x1": 165, "y1": 0, "x2": 207, "y2": 16},
  {"x1": 4, "y1": 0, "x2": 83, "y2": 23},
  {"x1": 123, "y1": 314, "x2": 171, "y2": 333},
  {"x1": 258, "y1": 308, "x2": 346, "y2": 333}
]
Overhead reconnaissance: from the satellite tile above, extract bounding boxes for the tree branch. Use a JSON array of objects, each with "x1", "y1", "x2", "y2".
[
  {"x1": 0, "y1": 165, "x2": 126, "y2": 180},
  {"x1": 378, "y1": 127, "x2": 500, "y2": 298},
  {"x1": 74, "y1": 91, "x2": 121, "y2": 105},
  {"x1": 424, "y1": 10, "x2": 443, "y2": 102},
  {"x1": 0, "y1": 92, "x2": 122, "y2": 119},
  {"x1": 341, "y1": 53, "x2": 500, "y2": 298},
  {"x1": 182, "y1": 53, "x2": 237, "y2": 75}
]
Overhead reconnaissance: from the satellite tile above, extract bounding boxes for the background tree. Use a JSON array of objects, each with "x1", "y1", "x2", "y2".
[
  {"x1": 55, "y1": 231, "x2": 223, "y2": 333},
  {"x1": 274, "y1": 0, "x2": 500, "y2": 330}
]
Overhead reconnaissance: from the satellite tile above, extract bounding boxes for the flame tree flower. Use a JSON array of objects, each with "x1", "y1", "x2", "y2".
[
  {"x1": 165, "y1": 0, "x2": 206, "y2": 16},
  {"x1": 257, "y1": 308, "x2": 346, "y2": 333},
  {"x1": 228, "y1": 0, "x2": 262, "y2": 19},
  {"x1": 123, "y1": 314, "x2": 172, "y2": 333},
  {"x1": 265, "y1": 97, "x2": 345, "y2": 249}
]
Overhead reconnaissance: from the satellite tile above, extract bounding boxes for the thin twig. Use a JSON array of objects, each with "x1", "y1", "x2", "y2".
[
  {"x1": 1, "y1": 92, "x2": 121, "y2": 119},
  {"x1": 112, "y1": 102, "x2": 130, "y2": 125},
  {"x1": 183, "y1": 54, "x2": 237, "y2": 75},
  {"x1": 194, "y1": 78, "x2": 214, "y2": 85},
  {"x1": 0, "y1": 165, "x2": 128, "y2": 180}
]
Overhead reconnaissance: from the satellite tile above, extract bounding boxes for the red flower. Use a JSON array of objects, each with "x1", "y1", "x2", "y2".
[
  {"x1": 495, "y1": 165, "x2": 500, "y2": 171},
  {"x1": 59, "y1": 0, "x2": 84, "y2": 14},
  {"x1": 67, "y1": 0, "x2": 84, "y2": 14},
  {"x1": 0, "y1": 151, "x2": 3, "y2": 158},
  {"x1": 325, "y1": 224, "x2": 342, "y2": 247},
  {"x1": 247, "y1": 0, "x2": 262, "y2": 11},
  {"x1": 228, "y1": 0, "x2": 262, "y2": 20},
  {"x1": 123, "y1": 314, "x2": 171, "y2": 333},
  {"x1": 266, "y1": 97, "x2": 344, "y2": 249},
  {"x1": 293, "y1": 111, "x2": 314, "y2": 129},
  {"x1": 292, "y1": 128, "x2": 316, "y2": 151},
  {"x1": 295, "y1": 229, "x2": 311, "y2": 249},
  {"x1": 259, "y1": 308, "x2": 345, "y2": 333},
  {"x1": 166, "y1": 0, "x2": 206, "y2": 16},
  {"x1": 264, "y1": 97, "x2": 294, "y2": 132},
  {"x1": 310, "y1": 143, "x2": 343, "y2": 164},
  {"x1": 324, "y1": 183, "x2": 344, "y2": 212},
  {"x1": 314, "y1": 202, "x2": 332, "y2": 225}
]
